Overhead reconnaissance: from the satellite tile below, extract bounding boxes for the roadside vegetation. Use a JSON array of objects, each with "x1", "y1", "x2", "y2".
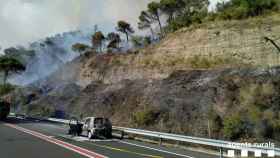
[{"x1": 0, "y1": 55, "x2": 25, "y2": 97}]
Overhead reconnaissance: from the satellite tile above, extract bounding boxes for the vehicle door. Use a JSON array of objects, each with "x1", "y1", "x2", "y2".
[{"x1": 83, "y1": 118, "x2": 91, "y2": 131}]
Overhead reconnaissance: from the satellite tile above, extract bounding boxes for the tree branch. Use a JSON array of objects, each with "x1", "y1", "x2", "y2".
[{"x1": 264, "y1": 36, "x2": 280, "y2": 53}]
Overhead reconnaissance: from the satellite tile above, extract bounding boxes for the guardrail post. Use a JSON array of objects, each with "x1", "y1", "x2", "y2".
[
  {"x1": 159, "y1": 138, "x2": 163, "y2": 146},
  {"x1": 220, "y1": 147, "x2": 224, "y2": 158},
  {"x1": 121, "y1": 131, "x2": 125, "y2": 140}
]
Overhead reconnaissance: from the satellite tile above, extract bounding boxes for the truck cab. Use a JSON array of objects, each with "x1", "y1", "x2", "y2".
[{"x1": 82, "y1": 117, "x2": 112, "y2": 139}]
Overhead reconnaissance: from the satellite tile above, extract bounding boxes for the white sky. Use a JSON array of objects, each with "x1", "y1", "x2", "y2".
[{"x1": 0, "y1": 0, "x2": 227, "y2": 49}]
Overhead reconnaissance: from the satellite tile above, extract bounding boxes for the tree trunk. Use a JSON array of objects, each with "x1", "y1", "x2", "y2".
[
  {"x1": 207, "y1": 119, "x2": 211, "y2": 138},
  {"x1": 150, "y1": 27, "x2": 154, "y2": 40},
  {"x1": 125, "y1": 32, "x2": 129, "y2": 43},
  {"x1": 3, "y1": 71, "x2": 8, "y2": 85},
  {"x1": 156, "y1": 14, "x2": 163, "y2": 36}
]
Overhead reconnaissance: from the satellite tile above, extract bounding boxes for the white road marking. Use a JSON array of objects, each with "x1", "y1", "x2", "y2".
[
  {"x1": 5, "y1": 123, "x2": 107, "y2": 158},
  {"x1": 59, "y1": 135, "x2": 116, "y2": 142},
  {"x1": 119, "y1": 140, "x2": 195, "y2": 158}
]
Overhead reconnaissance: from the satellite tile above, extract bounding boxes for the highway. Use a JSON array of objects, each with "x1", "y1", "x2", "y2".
[{"x1": 0, "y1": 117, "x2": 216, "y2": 158}]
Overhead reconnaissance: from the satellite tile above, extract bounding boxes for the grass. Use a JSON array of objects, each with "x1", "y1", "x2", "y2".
[{"x1": 139, "y1": 53, "x2": 248, "y2": 69}]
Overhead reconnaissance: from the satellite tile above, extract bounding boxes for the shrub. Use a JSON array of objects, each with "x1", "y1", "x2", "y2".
[
  {"x1": 223, "y1": 114, "x2": 248, "y2": 140},
  {"x1": 207, "y1": 107, "x2": 223, "y2": 138},
  {"x1": 216, "y1": 0, "x2": 280, "y2": 20},
  {"x1": 187, "y1": 55, "x2": 243, "y2": 69},
  {"x1": 239, "y1": 83, "x2": 276, "y2": 110},
  {"x1": 167, "y1": 17, "x2": 192, "y2": 32},
  {"x1": 0, "y1": 84, "x2": 15, "y2": 96},
  {"x1": 133, "y1": 108, "x2": 159, "y2": 127}
]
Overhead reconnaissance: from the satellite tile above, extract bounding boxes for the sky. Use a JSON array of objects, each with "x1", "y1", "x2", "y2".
[{"x1": 0, "y1": 0, "x2": 226, "y2": 50}]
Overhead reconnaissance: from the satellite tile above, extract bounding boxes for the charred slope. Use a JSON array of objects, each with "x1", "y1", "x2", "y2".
[{"x1": 65, "y1": 67, "x2": 280, "y2": 141}]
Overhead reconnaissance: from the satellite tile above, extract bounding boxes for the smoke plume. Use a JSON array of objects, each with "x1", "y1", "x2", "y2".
[{"x1": 0, "y1": 0, "x2": 152, "y2": 49}]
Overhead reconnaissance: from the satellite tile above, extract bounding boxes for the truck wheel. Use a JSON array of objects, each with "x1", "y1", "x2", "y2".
[{"x1": 88, "y1": 131, "x2": 92, "y2": 139}]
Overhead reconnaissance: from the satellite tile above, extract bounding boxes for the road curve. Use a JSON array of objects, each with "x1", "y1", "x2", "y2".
[{"x1": 0, "y1": 118, "x2": 216, "y2": 158}]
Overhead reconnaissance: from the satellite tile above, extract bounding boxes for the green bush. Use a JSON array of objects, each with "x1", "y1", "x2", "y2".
[
  {"x1": 239, "y1": 83, "x2": 276, "y2": 110},
  {"x1": 216, "y1": 0, "x2": 280, "y2": 20},
  {"x1": 0, "y1": 84, "x2": 15, "y2": 96},
  {"x1": 26, "y1": 104, "x2": 55, "y2": 117},
  {"x1": 223, "y1": 114, "x2": 248, "y2": 140},
  {"x1": 166, "y1": 15, "x2": 192, "y2": 32},
  {"x1": 133, "y1": 109, "x2": 159, "y2": 126}
]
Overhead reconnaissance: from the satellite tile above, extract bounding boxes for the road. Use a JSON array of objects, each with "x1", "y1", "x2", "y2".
[{"x1": 0, "y1": 117, "x2": 217, "y2": 158}]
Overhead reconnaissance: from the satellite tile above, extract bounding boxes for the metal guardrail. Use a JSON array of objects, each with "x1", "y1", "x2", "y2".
[
  {"x1": 113, "y1": 126, "x2": 280, "y2": 157},
  {"x1": 35, "y1": 117, "x2": 280, "y2": 157}
]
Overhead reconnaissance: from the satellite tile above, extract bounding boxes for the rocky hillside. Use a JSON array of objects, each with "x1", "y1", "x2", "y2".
[
  {"x1": 71, "y1": 67, "x2": 280, "y2": 141},
  {"x1": 10, "y1": 13, "x2": 280, "y2": 142},
  {"x1": 18, "y1": 67, "x2": 280, "y2": 142},
  {"x1": 37, "y1": 13, "x2": 280, "y2": 87}
]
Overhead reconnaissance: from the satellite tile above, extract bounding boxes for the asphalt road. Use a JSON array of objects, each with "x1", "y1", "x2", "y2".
[{"x1": 0, "y1": 117, "x2": 217, "y2": 158}]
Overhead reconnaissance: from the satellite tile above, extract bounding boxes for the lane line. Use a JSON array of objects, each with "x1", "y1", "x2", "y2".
[
  {"x1": 119, "y1": 140, "x2": 195, "y2": 158},
  {"x1": 84, "y1": 142, "x2": 163, "y2": 158},
  {"x1": 4, "y1": 123, "x2": 107, "y2": 158}
]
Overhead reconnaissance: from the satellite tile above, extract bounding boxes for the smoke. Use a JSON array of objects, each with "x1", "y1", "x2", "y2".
[
  {"x1": 9, "y1": 30, "x2": 92, "y2": 85},
  {"x1": 0, "y1": 0, "x2": 153, "y2": 49},
  {"x1": 0, "y1": 0, "x2": 226, "y2": 49},
  {"x1": 209, "y1": 0, "x2": 230, "y2": 11},
  {"x1": 1, "y1": 0, "x2": 225, "y2": 85}
]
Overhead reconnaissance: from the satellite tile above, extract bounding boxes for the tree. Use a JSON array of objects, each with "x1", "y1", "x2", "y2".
[
  {"x1": 160, "y1": 0, "x2": 186, "y2": 22},
  {"x1": 164, "y1": 0, "x2": 209, "y2": 31},
  {"x1": 131, "y1": 36, "x2": 144, "y2": 48},
  {"x1": 216, "y1": 0, "x2": 279, "y2": 20},
  {"x1": 131, "y1": 36, "x2": 152, "y2": 48},
  {"x1": 147, "y1": 2, "x2": 163, "y2": 35},
  {"x1": 0, "y1": 56, "x2": 25, "y2": 85},
  {"x1": 92, "y1": 31, "x2": 105, "y2": 53},
  {"x1": 138, "y1": 11, "x2": 155, "y2": 38},
  {"x1": 116, "y1": 21, "x2": 134, "y2": 42},
  {"x1": 107, "y1": 32, "x2": 121, "y2": 50},
  {"x1": 4, "y1": 47, "x2": 35, "y2": 65},
  {"x1": 72, "y1": 43, "x2": 90, "y2": 54}
]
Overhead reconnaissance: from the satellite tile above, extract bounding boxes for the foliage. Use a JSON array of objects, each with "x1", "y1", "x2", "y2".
[
  {"x1": 0, "y1": 56, "x2": 26, "y2": 84},
  {"x1": 138, "y1": 0, "x2": 279, "y2": 35},
  {"x1": 131, "y1": 36, "x2": 143, "y2": 48},
  {"x1": 160, "y1": 0, "x2": 185, "y2": 22},
  {"x1": 116, "y1": 21, "x2": 134, "y2": 42},
  {"x1": 138, "y1": 11, "x2": 155, "y2": 38},
  {"x1": 223, "y1": 114, "x2": 249, "y2": 140},
  {"x1": 0, "y1": 84, "x2": 15, "y2": 96},
  {"x1": 107, "y1": 32, "x2": 121, "y2": 50},
  {"x1": 188, "y1": 55, "x2": 243, "y2": 69},
  {"x1": 92, "y1": 31, "x2": 105, "y2": 53},
  {"x1": 147, "y1": 2, "x2": 163, "y2": 35},
  {"x1": 131, "y1": 36, "x2": 152, "y2": 48},
  {"x1": 133, "y1": 108, "x2": 159, "y2": 126},
  {"x1": 72, "y1": 43, "x2": 90, "y2": 54},
  {"x1": 216, "y1": 0, "x2": 280, "y2": 20},
  {"x1": 26, "y1": 104, "x2": 55, "y2": 117},
  {"x1": 4, "y1": 47, "x2": 35, "y2": 65},
  {"x1": 207, "y1": 106, "x2": 223, "y2": 138}
]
